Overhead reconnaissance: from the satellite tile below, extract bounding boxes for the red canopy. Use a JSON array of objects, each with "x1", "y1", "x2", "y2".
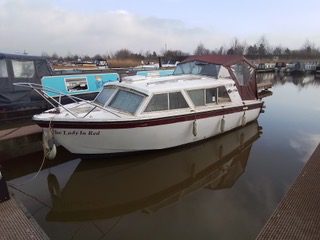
[
  {"x1": 181, "y1": 54, "x2": 257, "y2": 100},
  {"x1": 182, "y1": 54, "x2": 255, "y2": 68}
]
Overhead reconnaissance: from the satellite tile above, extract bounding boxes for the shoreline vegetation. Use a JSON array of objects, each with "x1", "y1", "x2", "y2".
[{"x1": 41, "y1": 37, "x2": 320, "y2": 68}]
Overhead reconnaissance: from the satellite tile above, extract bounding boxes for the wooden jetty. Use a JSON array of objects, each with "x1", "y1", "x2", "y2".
[
  {"x1": 256, "y1": 144, "x2": 320, "y2": 239},
  {"x1": 0, "y1": 125, "x2": 41, "y2": 142},
  {"x1": 257, "y1": 82, "x2": 272, "y2": 99},
  {"x1": 0, "y1": 197, "x2": 49, "y2": 240},
  {"x1": 0, "y1": 124, "x2": 42, "y2": 163},
  {"x1": 257, "y1": 82, "x2": 272, "y2": 91}
]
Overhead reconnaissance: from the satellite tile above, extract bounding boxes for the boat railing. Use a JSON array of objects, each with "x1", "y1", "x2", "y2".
[{"x1": 13, "y1": 83, "x2": 122, "y2": 118}]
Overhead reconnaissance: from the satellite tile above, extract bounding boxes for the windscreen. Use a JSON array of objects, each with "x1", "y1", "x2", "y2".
[{"x1": 108, "y1": 89, "x2": 144, "y2": 114}]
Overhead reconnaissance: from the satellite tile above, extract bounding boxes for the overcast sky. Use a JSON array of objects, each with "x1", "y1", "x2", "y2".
[{"x1": 1, "y1": 0, "x2": 319, "y2": 56}]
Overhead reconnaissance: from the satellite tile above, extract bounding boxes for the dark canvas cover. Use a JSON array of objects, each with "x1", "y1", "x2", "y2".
[{"x1": 0, "y1": 53, "x2": 53, "y2": 108}]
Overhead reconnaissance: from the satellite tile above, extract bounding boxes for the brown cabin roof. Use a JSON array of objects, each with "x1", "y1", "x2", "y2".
[{"x1": 182, "y1": 54, "x2": 253, "y2": 67}]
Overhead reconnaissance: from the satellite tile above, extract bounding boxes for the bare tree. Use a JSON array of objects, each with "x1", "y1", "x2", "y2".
[
  {"x1": 194, "y1": 43, "x2": 210, "y2": 55},
  {"x1": 51, "y1": 53, "x2": 59, "y2": 60},
  {"x1": 227, "y1": 38, "x2": 246, "y2": 55},
  {"x1": 93, "y1": 54, "x2": 103, "y2": 60},
  {"x1": 257, "y1": 36, "x2": 271, "y2": 56},
  {"x1": 114, "y1": 49, "x2": 132, "y2": 59},
  {"x1": 273, "y1": 46, "x2": 283, "y2": 56},
  {"x1": 216, "y1": 46, "x2": 225, "y2": 55},
  {"x1": 301, "y1": 39, "x2": 317, "y2": 56},
  {"x1": 246, "y1": 44, "x2": 258, "y2": 56}
]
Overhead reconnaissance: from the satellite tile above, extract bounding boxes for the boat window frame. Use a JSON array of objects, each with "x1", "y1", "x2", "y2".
[
  {"x1": 205, "y1": 88, "x2": 218, "y2": 105},
  {"x1": 144, "y1": 93, "x2": 169, "y2": 112},
  {"x1": 217, "y1": 86, "x2": 232, "y2": 104},
  {"x1": 231, "y1": 62, "x2": 254, "y2": 86},
  {"x1": 187, "y1": 89, "x2": 206, "y2": 107},
  {"x1": 169, "y1": 91, "x2": 190, "y2": 110},
  {"x1": 106, "y1": 87, "x2": 147, "y2": 115},
  {"x1": 11, "y1": 59, "x2": 36, "y2": 79},
  {"x1": 186, "y1": 85, "x2": 232, "y2": 108},
  {"x1": 0, "y1": 59, "x2": 8, "y2": 78},
  {"x1": 93, "y1": 85, "x2": 118, "y2": 107},
  {"x1": 143, "y1": 90, "x2": 190, "y2": 113},
  {"x1": 64, "y1": 76, "x2": 89, "y2": 93}
]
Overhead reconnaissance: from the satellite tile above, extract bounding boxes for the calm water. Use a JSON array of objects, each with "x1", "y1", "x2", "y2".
[{"x1": 2, "y1": 73, "x2": 320, "y2": 240}]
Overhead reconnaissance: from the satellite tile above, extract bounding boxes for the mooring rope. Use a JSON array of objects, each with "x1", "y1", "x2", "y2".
[
  {"x1": 8, "y1": 118, "x2": 54, "y2": 187},
  {"x1": 8, "y1": 154, "x2": 47, "y2": 187}
]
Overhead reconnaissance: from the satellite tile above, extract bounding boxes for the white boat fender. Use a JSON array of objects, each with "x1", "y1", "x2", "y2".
[
  {"x1": 43, "y1": 130, "x2": 57, "y2": 160},
  {"x1": 220, "y1": 117, "x2": 225, "y2": 133},
  {"x1": 193, "y1": 120, "x2": 198, "y2": 136},
  {"x1": 241, "y1": 112, "x2": 247, "y2": 127}
]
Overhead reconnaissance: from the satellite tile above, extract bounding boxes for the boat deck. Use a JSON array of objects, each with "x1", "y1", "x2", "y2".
[
  {"x1": 256, "y1": 144, "x2": 320, "y2": 239},
  {"x1": 0, "y1": 197, "x2": 49, "y2": 240}
]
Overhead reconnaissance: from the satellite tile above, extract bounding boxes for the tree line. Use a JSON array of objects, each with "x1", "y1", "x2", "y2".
[{"x1": 43, "y1": 37, "x2": 320, "y2": 62}]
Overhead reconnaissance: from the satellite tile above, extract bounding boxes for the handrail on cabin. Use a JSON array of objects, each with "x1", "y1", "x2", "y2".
[{"x1": 13, "y1": 83, "x2": 122, "y2": 118}]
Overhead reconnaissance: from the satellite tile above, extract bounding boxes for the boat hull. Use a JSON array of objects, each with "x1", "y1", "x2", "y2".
[{"x1": 37, "y1": 103, "x2": 262, "y2": 154}]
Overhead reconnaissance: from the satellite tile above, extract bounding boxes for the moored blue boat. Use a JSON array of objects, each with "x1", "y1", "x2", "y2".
[{"x1": 41, "y1": 73, "x2": 119, "y2": 98}]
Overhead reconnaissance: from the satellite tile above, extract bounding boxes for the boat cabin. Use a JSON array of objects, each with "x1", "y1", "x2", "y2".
[
  {"x1": 93, "y1": 76, "x2": 237, "y2": 117},
  {"x1": 89, "y1": 55, "x2": 258, "y2": 118}
]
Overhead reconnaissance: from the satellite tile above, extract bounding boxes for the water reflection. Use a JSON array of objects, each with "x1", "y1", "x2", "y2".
[
  {"x1": 3, "y1": 73, "x2": 320, "y2": 239},
  {"x1": 46, "y1": 122, "x2": 261, "y2": 222},
  {"x1": 256, "y1": 72, "x2": 320, "y2": 88}
]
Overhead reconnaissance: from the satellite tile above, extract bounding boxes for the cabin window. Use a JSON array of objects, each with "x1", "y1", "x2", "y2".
[
  {"x1": 12, "y1": 60, "x2": 35, "y2": 78},
  {"x1": 0, "y1": 60, "x2": 8, "y2": 78},
  {"x1": 65, "y1": 78, "x2": 88, "y2": 92},
  {"x1": 231, "y1": 63, "x2": 253, "y2": 86},
  {"x1": 145, "y1": 93, "x2": 168, "y2": 112},
  {"x1": 206, "y1": 88, "x2": 217, "y2": 104},
  {"x1": 218, "y1": 86, "x2": 231, "y2": 103},
  {"x1": 188, "y1": 87, "x2": 229, "y2": 106},
  {"x1": 94, "y1": 86, "x2": 116, "y2": 106},
  {"x1": 108, "y1": 89, "x2": 144, "y2": 114},
  {"x1": 187, "y1": 89, "x2": 205, "y2": 106},
  {"x1": 169, "y1": 92, "x2": 189, "y2": 109}
]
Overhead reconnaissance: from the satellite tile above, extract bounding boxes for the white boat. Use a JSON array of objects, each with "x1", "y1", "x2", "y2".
[{"x1": 29, "y1": 55, "x2": 264, "y2": 155}]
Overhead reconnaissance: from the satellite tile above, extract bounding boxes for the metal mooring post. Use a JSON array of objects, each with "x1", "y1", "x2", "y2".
[{"x1": 0, "y1": 166, "x2": 10, "y2": 202}]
